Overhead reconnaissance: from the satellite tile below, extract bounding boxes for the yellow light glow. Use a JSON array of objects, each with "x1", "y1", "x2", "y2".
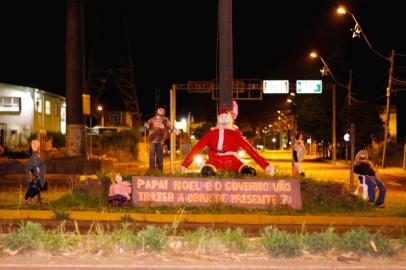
[
  {"x1": 337, "y1": 7, "x2": 347, "y2": 15},
  {"x1": 193, "y1": 155, "x2": 203, "y2": 165},
  {"x1": 97, "y1": 105, "x2": 103, "y2": 111},
  {"x1": 310, "y1": 52, "x2": 318, "y2": 58}
]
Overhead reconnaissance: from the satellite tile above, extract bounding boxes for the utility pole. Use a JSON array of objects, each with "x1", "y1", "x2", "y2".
[
  {"x1": 218, "y1": 0, "x2": 233, "y2": 111},
  {"x1": 347, "y1": 69, "x2": 352, "y2": 106},
  {"x1": 332, "y1": 84, "x2": 337, "y2": 163},
  {"x1": 170, "y1": 84, "x2": 176, "y2": 174},
  {"x1": 65, "y1": 0, "x2": 86, "y2": 157},
  {"x1": 350, "y1": 123, "x2": 355, "y2": 191},
  {"x1": 382, "y1": 49, "x2": 395, "y2": 168}
]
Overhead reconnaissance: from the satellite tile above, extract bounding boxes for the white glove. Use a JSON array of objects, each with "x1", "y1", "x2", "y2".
[
  {"x1": 181, "y1": 166, "x2": 189, "y2": 174},
  {"x1": 144, "y1": 123, "x2": 149, "y2": 129},
  {"x1": 265, "y1": 165, "x2": 275, "y2": 176}
]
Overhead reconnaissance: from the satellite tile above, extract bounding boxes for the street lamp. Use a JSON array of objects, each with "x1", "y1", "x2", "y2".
[
  {"x1": 337, "y1": 6, "x2": 395, "y2": 168},
  {"x1": 309, "y1": 51, "x2": 352, "y2": 105},
  {"x1": 310, "y1": 51, "x2": 351, "y2": 163},
  {"x1": 97, "y1": 105, "x2": 104, "y2": 127}
]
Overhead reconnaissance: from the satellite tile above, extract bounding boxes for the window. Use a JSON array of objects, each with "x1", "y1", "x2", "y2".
[
  {"x1": 0, "y1": 97, "x2": 21, "y2": 112},
  {"x1": 36, "y1": 98, "x2": 42, "y2": 113},
  {"x1": 108, "y1": 114, "x2": 119, "y2": 124},
  {"x1": 45, "y1": 100, "x2": 51, "y2": 115}
]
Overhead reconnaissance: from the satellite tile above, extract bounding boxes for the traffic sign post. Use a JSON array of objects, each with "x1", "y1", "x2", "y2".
[{"x1": 85, "y1": 115, "x2": 98, "y2": 160}]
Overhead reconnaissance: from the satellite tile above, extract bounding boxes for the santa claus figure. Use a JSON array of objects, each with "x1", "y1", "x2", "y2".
[{"x1": 181, "y1": 108, "x2": 275, "y2": 176}]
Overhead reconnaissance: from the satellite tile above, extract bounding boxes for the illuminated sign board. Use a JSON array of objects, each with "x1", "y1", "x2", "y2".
[
  {"x1": 263, "y1": 80, "x2": 289, "y2": 94},
  {"x1": 132, "y1": 176, "x2": 302, "y2": 209},
  {"x1": 296, "y1": 80, "x2": 322, "y2": 94}
]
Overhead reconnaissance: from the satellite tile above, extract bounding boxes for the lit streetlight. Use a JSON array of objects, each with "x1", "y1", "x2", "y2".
[
  {"x1": 310, "y1": 52, "x2": 344, "y2": 163},
  {"x1": 309, "y1": 51, "x2": 352, "y2": 105},
  {"x1": 337, "y1": 6, "x2": 395, "y2": 168},
  {"x1": 97, "y1": 105, "x2": 104, "y2": 126}
]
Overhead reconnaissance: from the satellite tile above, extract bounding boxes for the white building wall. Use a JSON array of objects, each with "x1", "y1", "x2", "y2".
[
  {"x1": 0, "y1": 82, "x2": 66, "y2": 150},
  {"x1": 0, "y1": 83, "x2": 34, "y2": 135}
]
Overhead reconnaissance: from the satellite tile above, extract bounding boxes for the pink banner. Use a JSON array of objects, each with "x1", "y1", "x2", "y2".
[{"x1": 132, "y1": 176, "x2": 302, "y2": 209}]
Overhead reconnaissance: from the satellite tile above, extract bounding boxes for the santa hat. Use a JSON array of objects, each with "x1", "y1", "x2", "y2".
[
  {"x1": 218, "y1": 101, "x2": 239, "y2": 120},
  {"x1": 218, "y1": 108, "x2": 232, "y2": 116}
]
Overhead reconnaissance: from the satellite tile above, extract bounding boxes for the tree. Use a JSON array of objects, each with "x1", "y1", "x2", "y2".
[
  {"x1": 339, "y1": 103, "x2": 384, "y2": 151},
  {"x1": 295, "y1": 93, "x2": 332, "y2": 143}
]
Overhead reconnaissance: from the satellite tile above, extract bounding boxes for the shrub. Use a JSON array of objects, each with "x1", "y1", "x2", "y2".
[
  {"x1": 52, "y1": 209, "x2": 71, "y2": 221},
  {"x1": 222, "y1": 227, "x2": 248, "y2": 252},
  {"x1": 339, "y1": 227, "x2": 372, "y2": 254},
  {"x1": 183, "y1": 227, "x2": 225, "y2": 253},
  {"x1": 111, "y1": 223, "x2": 139, "y2": 251},
  {"x1": 261, "y1": 226, "x2": 300, "y2": 257},
  {"x1": 303, "y1": 227, "x2": 339, "y2": 253},
  {"x1": 337, "y1": 227, "x2": 395, "y2": 256},
  {"x1": 301, "y1": 179, "x2": 368, "y2": 213},
  {"x1": 137, "y1": 225, "x2": 168, "y2": 251},
  {"x1": 43, "y1": 222, "x2": 81, "y2": 254},
  {"x1": 5, "y1": 222, "x2": 45, "y2": 252},
  {"x1": 101, "y1": 129, "x2": 140, "y2": 161}
]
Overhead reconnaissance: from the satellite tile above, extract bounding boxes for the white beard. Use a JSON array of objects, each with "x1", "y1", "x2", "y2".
[{"x1": 216, "y1": 113, "x2": 233, "y2": 151}]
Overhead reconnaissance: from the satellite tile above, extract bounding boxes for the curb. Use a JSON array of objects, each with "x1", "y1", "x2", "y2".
[{"x1": 1, "y1": 210, "x2": 406, "y2": 226}]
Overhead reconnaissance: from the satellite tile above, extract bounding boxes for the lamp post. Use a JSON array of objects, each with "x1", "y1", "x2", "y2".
[
  {"x1": 337, "y1": 6, "x2": 395, "y2": 168},
  {"x1": 97, "y1": 105, "x2": 104, "y2": 127},
  {"x1": 310, "y1": 52, "x2": 351, "y2": 163}
]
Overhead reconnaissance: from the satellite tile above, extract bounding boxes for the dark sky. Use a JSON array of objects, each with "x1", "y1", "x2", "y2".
[{"x1": 1, "y1": 0, "x2": 405, "y2": 132}]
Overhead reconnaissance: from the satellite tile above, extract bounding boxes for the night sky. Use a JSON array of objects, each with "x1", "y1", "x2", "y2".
[{"x1": 1, "y1": 0, "x2": 405, "y2": 135}]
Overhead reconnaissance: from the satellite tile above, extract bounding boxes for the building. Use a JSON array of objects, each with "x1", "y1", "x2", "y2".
[
  {"x1": 0, "y1": 82, "x2": 66, "y2": 151},
  {"x1": 102, "y1": 111, "x2": 133, "y2": 128},
  {"x1": 378, "y1": 105, "x2": 397, "y2": 142}
]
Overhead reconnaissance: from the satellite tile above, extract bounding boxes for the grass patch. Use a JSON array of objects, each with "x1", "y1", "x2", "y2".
[
  {"x1": 183, "y1": 227, "x2": 225, "y2": 254},
  {"x1": 137, "y1": 225, "x2": 168, "y2": 251},
  {"x1": 52, "y1": 209, "x2": 71, "y2": 221},
  {"x1": 1, "y1": 174, "x2": 403, "y2": 216},
  {"x1": 261, "y1": 226, "x2": 301, "y2": 258},
  {"x1": 120, "y1": 214, "x2": 134, "y2": 222},
  {"x1": 4, "y1": 221, "x2": 45, "y2": 252},
  {"x1": 0, "y1": 222, "x2": 403, "y2": 257}
]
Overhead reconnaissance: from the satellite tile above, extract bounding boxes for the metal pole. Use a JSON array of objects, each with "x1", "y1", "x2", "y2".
[
  {"x1": 332, "y1": 84, "x2": 337, "y2": 163},
  {"x1": 170, "y1": 85, "x2": 176, "y2": 174},
  {"x1": 89, "y1": 117, "x2": 92, "y2": 159},
  {"x1": 144, "y1": 130, "x2": 147, "y2": 166},
  {"x1": 403, "y1": 143, "x2": 406, "y2": 170},
  {"x1": 218, "y1": 0, "x2": 233, "y2": 111},
  {"x1": 350, "y1": 123, "x2": 355, "y2": 191},
  {"x1": 347, "y1": 69, "x2": 352, "y2": 106},
  {"x1": 382, "y1": 49, "x2": 395, "y2": 168}
]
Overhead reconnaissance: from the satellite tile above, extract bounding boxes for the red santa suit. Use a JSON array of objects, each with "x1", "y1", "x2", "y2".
[{"x1": 181, "y1": 109, "x2": 274, "y2": 175}]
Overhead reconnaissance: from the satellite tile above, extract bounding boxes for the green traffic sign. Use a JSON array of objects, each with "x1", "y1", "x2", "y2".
[{"x1": 296, "y1": 80, "x2": 323, "y2": 94}]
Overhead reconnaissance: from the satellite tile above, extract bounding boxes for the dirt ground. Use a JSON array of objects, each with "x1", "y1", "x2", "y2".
[{"x1": 1, "y1": 250, "x2": 406, "y2": 269}]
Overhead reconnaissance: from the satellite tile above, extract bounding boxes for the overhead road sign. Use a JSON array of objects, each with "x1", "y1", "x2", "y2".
[
  {"x1": 263, "y1": 80, "x2": 289, "y2": 94},
  {"x1": 296, "y1": 80, "x2": 322, "y2": 94}
]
